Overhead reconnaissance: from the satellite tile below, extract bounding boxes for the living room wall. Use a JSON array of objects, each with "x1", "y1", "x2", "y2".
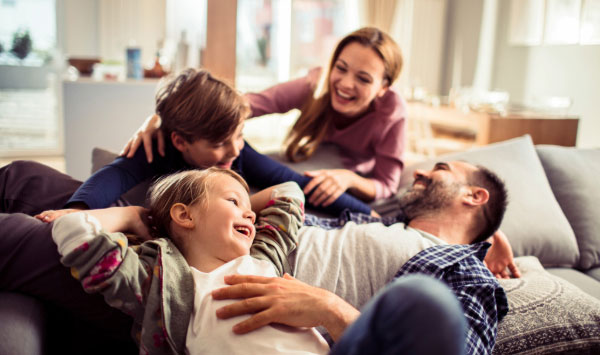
[{"x1": 492, "y1": 0, "x2": 600, "y2": 148}]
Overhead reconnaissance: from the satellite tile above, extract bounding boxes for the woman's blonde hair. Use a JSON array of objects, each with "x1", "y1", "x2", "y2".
[
  {"x1": 155, "y1": 68, "x2": 250, "y2": 144},
  {"x1": 284, "y1": 27, "x2": 403, "y2": 162},
  {"x1": 148, "y1": 168, "x2": 249, "y2": 239}
]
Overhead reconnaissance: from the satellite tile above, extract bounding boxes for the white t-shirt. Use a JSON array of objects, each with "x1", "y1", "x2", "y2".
[
  {"x1": 292, "y1": 222, "x2": 445, "y2": 309},
  {"x1": 185, "y1": 255, "x2": 330, "y2": 354}
]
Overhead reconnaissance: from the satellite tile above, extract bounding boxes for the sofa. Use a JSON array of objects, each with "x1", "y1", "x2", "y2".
[{"x1": 1, "y1": 134, "x2": 599, "y2": 354}]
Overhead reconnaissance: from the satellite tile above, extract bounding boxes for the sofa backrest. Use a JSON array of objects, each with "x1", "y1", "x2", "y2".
[{"x1": 536, "y1": 145, "x2": 600, "y2": 270}]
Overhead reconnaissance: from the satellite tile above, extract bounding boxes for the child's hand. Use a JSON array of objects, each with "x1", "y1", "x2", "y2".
[
  {"x1": 124, "y1": 206, "x2": 152, "y2": 242},
  {"x1": 35, "y1": 208, "x2": 83, "y2": 223},
  {"x1": 84, "y1": 206, "x2": 152, "y2": 241}
]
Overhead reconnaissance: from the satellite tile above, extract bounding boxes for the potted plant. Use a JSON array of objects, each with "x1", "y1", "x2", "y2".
[{"x1": 11, "y1": 29, "x2": 32, "y2": 61}]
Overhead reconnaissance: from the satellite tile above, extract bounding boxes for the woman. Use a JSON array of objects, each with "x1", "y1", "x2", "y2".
[{"x1": 124, "y1": 27, "x2": 406, "y2": 208}]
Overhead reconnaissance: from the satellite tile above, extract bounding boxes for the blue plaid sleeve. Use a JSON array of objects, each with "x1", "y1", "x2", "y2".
[{"x1": 395, "y1": 243, "x2": 509, "y2": 355}]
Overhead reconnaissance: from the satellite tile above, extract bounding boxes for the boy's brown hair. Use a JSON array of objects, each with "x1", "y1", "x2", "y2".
[
  {"x1": 155, "y1": 68, "x2": 250, "y2": 144},
  {"x1": 148, "y1": 168, "x2": 249, "y2": 240}
]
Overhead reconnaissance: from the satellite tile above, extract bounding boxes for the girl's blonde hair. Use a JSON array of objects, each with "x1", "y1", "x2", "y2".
[
  {"x1": 284, "y1": 27, "x2": 403, "y2": 162},
  {"x1": 155, "y1": 68, "x2": 250, "y2": 144},
  {"x1": 148, "y1": 168, "x2": 249, "y2": 239}
]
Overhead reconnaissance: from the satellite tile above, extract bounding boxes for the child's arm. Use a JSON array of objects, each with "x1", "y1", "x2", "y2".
[
  {"x1": 250, "y1": 182, "x2": 305, "y2": 277},
  {"x1": 249, "y1": 185, "x2": 279, "y2": 214},
  {"x1": 52, "y1": 209, "x2": 156, "y2": 320}
]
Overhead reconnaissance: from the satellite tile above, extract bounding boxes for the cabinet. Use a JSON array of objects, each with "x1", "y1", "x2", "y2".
[{"x1": 408, "y1": 102, "x2": 579, "y2": 148}]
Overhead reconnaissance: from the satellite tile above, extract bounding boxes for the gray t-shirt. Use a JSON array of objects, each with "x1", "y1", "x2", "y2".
[{"x1": 292, "y1": 221, "x2": 445, "y2": 309}]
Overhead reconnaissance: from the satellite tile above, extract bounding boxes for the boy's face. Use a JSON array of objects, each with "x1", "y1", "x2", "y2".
[
  {"x1": 176, "y1": 122, "x2": 245, "y2": 169},
  {"x1": 191, "y1": 174, "x2": 256, "y2": 262}
]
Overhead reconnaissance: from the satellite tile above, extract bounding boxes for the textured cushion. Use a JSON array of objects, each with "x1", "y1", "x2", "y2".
[
  {"x1": 494, "y1": 256, "x2": 600, "y2": 354},
  {"x1": 546, "y1": 268, "x2": 600, "y2": 300},
  {"x1": 536, "y1": 145, "x2": 600, "y2": 270},
  {"x1": 397, "y1": 135, "x2": 579, "y2": 267}
]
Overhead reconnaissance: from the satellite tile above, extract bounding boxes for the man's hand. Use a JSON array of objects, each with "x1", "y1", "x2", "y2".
[
  {"x1": 35, "y1": 208, "x2": 83, "y2": 223},
  {"x1": 303, "y1": 169, "x2": 354, "y2": 206},
  {"x1": 119, "y1": 114, "x2": 165, "y2": 163},
  {"x1": 484, "y1": 230, "x2": 521, "y2": 279},
  {"x1": 212, "y1": 274, "x2": 359, "y2": 341}
]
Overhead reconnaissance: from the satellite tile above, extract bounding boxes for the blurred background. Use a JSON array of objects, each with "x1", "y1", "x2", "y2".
[{"x1": 0, "y1": 0, "x2": 598, "y2": 180}]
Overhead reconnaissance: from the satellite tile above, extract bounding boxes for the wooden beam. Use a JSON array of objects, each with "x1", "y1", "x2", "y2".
[{"x1": 204, "y1": 0, "x2": 237, "y2": 86}]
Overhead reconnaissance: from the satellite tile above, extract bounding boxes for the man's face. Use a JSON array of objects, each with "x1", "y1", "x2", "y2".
[{"x1": 398, "y1": 161, "x2": 476, "y2": 220}]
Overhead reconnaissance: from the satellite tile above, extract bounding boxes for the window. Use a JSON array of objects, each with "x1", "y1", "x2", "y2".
[
  {"x1": 0, "y1": 0, "x2": 55, "y2": 66},
  {"x1": 235, "y1": 0, "x2": 353, "y2": 92}
]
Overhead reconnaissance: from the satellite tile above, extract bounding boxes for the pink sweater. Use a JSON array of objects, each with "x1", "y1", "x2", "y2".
[{"x1": 246, "y1": 75, "x2": 407, "y2": 199}]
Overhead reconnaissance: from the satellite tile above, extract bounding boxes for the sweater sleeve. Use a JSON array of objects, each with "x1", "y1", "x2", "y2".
[
  {"x1": 66, "y1": 144, "x2": 165, "y2": 209},
  {"x1": 245, "y1": 76, "x2": 313, "y2": 118},
  {"x1": 237, "y1": 142, "x2": 372, "y2": 216},
  {"x1": 372, "y1": 118, "x2": 406, "y2": 199},
  {"x1": 51, "y1": 212, "x2": 152, "y2": 321},
  {"x1": 250, "y1": 182, "x2": 304, "y2": 277}
]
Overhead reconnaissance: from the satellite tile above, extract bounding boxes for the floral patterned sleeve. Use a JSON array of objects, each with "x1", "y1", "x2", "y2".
[
  {"x1": 250, "y1": 183, "x2": 305, "y2": 277},
  {"x1": 52, "y1": 212, "x2": 155, "y2": 321}
]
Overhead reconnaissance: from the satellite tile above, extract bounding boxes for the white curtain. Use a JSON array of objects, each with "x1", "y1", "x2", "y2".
[{"x1": 360, "y1": 0, "x2": 400, "y2": 33}]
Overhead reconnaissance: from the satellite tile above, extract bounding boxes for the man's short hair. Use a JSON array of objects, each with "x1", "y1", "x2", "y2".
[{"x1": 468, "y1": 166, "x2": 508, "y2": 243}]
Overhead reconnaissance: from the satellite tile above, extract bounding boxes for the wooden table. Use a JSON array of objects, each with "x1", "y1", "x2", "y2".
[{"x1": 407, "y1": 102, "x2": 579, "y2": 147}]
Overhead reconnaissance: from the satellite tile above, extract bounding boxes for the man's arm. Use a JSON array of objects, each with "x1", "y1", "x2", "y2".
[
  {"x1": 211, "y1": 274, "x2": 360, "y2": 342},
  {"x1": 484, "y1": 230, "x2": 521, "y2": 278}
]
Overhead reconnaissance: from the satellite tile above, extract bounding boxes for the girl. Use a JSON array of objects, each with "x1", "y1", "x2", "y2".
[
  {"x1": 52, "y1": 169, "x2": 332, "y2": 354},
  {"x1": 124, "y1": 27, "x2": 406, "y2": 209}
]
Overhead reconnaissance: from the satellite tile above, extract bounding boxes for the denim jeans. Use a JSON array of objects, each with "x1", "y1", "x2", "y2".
[{"x1": 331, "y1": 274, "x2": 467, "y2": 355}]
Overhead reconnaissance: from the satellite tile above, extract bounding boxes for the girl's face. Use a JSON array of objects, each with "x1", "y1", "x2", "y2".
[
  {"x1": 175, "y1": 121, "x2": 245, "y2": 169},
  {"x1": 190, "y1": 174, "x2": 256, "y2": 262},
  {"x1": 329, "y1": 42, "x2": 389, "y2": 118}
]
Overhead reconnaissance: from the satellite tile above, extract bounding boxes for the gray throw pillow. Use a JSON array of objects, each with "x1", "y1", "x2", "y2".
[
  {"x1": 494, "y1": 256, "x2": 600, "y2": 354},
  {"x1": 397, "y1": 135, "x2": 580, "y2": 267},
  {"x1": 536, "y1": 145, "x2": 600, "y2": 270}
]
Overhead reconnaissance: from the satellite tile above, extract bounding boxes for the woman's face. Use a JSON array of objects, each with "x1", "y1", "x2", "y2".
[
  {"x1": 329, "y1": 42, "x2": 389, "y2": 118},
  {"x1": 175, "y1": 121, "x2": 245, "y2": 169}
]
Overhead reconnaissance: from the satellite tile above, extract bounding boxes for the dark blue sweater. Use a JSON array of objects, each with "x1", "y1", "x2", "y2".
[{"x1": 67, "y1": 140, "x2": 372, "y2": 216}]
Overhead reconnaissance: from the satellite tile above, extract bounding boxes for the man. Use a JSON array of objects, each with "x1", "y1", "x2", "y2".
[
  {"x1": 211, "y1": 161, "x2": 511, "y2": 354},
  {"x1": 0, "y1": 160, "x2": 512, "y2": 354}
]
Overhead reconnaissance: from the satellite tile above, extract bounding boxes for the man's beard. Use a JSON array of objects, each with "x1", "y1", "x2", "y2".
[{"x1": 398, "y1": 176, "x2": 462, "y2": 221}]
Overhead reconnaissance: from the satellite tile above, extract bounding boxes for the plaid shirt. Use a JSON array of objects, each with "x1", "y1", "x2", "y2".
[{"x1": 395, "y1": 243, "x2": 509, "y2": 355}]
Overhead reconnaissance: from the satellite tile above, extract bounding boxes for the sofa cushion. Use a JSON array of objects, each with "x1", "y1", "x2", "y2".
[
  {"x1": 586, "y1": 267, "x2": 600, "y2": 283},
  {"x1": 546, "y1": 267, "x2": 600, "y2": 300},
  {"x1": 398, "y1": 135, "x2": 579, "y2": 267},
  {"x1": 494, "y1": 256, "x2": 600, "y2": 354},
  {"x1": 0, "y1": 292, "x2": 46, "y2": 355},
  {"x1": 536, "y1": 145, "x2": 600, "y2": 270}
]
